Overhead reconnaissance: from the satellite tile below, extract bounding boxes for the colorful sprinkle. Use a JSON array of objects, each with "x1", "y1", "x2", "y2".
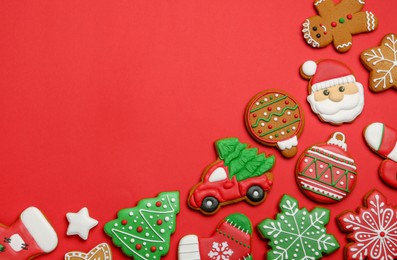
[
  {"x1": 339, "y1": 18, "x2": 345, "y2": 23},
  {"x1": 347, "y1": 14, "x2": 352, "y2": 20},
  {"x1": 282, "y1": 118, "x2": 287, "y2": 123},
  {"x1": 331, "y1": 21, "x2": 337, "y2": 27}
]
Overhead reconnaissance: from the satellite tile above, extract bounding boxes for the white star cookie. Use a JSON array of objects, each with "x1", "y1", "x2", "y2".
[{"x1": 66, "y1": 207, "x2": 98, "y2": 240}]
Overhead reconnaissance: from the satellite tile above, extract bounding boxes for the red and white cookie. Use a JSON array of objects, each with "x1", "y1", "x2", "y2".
[
  {"x1": 245, "y1": 89, "x2": 304, "y2": 158},
  {"x1": 295, "y1": 132, "x2": 357, "y2": 203},
  {"x1": 364, "y1": 122, "x2": 397, "y2": 188}
]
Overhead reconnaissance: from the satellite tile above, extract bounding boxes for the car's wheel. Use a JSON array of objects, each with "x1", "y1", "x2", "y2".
[
  {"x1": 200, "y1": 197, "x2": 219, "y2": 213},
  {"x1": 246, "y1": 185, "x2": 265, "y2": 203}
]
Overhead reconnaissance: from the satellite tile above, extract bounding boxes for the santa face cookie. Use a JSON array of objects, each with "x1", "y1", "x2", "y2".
[
  {"x1": 301, "y1": 59, "x2": 364, "y2": 124},
  {"x1": 302, "y1": 0, "x2": 378, "y2": 52},
  {"x1": 188, "y1": 138, "x2": 274, "y2": 214},
  {"x1": 364, "y1": 122, "x2": 397, "y2": 188},
  {"x1": 0, "y1": 207, "x2": 58, "y2": 259},
  {"x1": 361, "y1": 33, "x2": 397, "y2": 92},
  {"x1": 337, "y1": 190, "x2": 397, "y2": 260},
  {"x1": 258, "y1": 194, "x2": 339, "y2": 260},
  {"x1": 245, "y1": 89, "x2": 304, "y2": 158},
  {"x1": 296, "y1": 132, "x2": 357, "y2": 203},
  {"x1": 178, "y1": 213, "x2": 253, "y2": 260}
]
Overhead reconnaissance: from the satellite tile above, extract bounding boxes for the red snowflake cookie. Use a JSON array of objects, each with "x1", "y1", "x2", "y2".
[{"x1": 337, "y1": 190, "x2": 397, "y2": 260}]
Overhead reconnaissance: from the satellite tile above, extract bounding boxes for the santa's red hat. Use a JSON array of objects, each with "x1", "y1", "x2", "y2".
[{"x1": 301, "y1": 60, "x2": 356, "y2": 93}]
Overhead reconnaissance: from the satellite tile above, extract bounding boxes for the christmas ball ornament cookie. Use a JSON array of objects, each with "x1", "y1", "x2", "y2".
[
  {"x1": 0, "y1": 207, "x2": 58, "y2": 259},
  {"x1": 364, "y1": 122, "x2": 397, "y2": 188},
  {"x1": 245, "y1": 89, "x2": 304, "y2": 158},
  {"x1": 178, "y1": 213, "x2": 253, "y2": 260},
  {"x1": 301, "y1": 59, "x2": 365, "y2": 125},
  {"x1": 296, "y1": 132, "x2": 357, "y2": 203},
  {"x1": 188, "y1": 138, "x2": 274, "y2": 215},
  {"x1": 104, "y1": 191, "x2": 180, "y2": 259}
]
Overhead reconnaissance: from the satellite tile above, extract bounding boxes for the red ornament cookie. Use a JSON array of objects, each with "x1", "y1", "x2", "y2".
[
  {"x1": 245, "y1": 89, "x2": 304, "y2": 158},
  {"x1": 178, "y1": 213, "x2": 252, "y2": 260},
  {"x1": 337, "y1": 190, "x2": 397, "y2": 260},
  {"x1": 364, "y1": 122, "x2": 397, "y2": 188},
  {"x1": 295, "y1": 132, "x2": 357, "y2": 203}
]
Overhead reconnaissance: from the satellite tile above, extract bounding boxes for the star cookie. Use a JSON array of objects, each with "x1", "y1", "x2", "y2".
[
  {"x1": 66, "y1": 207, "x2": 98, "y2": 240},
  {"x1": 361, "y1": 33, "x2": 397, "y2": 92}
]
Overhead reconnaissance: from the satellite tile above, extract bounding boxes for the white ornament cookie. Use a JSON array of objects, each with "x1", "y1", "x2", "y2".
[{"x1": 66, "y1": 207, "x2": 98, "y2": 240}]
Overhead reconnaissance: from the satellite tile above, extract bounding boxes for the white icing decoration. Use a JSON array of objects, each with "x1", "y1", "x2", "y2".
[
  {"x1": 364, "y1": 122, "x2": 384, "y2": 151},
  {"x1": 327, "y1": 132, "x2": 347, "y2": 151},
  {"x1": 66, "y1": 207, "x2": 98, "y2": 240},
  {"x1": 277, "y1": 107, "x2": 281, "y2": 111},
  {"x1": 308, "y1": 149, "x2": 356, "y2": 170},
  {"x1": 208, "y1": 167, "x2": 227, "y2": 182},
  {"x1": 311, "y1": 75, "x2": 355, "y2": 92},
  {"x1": 307, "y1": 82, "x2": 365, "y2": 124},
  {"x1": 292, "y1": 126, "x2": 296, "y2": 130},
  {"x1": 256, "y1": 102, "x2": 260, "y2": 105},
  {"x1": 358, "y1": 0, "x2": 365, "y2": 3},
  {"x1": 275, "y1": 94, "x2": 279, "y2": 97},
  {"x1": 298, "y1": 176, "x2": 347, "y2": 197},
  {"x1": 9, "y1": 234, "x2": 25, "y2": 252},
  {"x1": 365, "y1": 11, "x2": 376, "y2": 31},
  {"x1": 302, "y1": 19, "x2": 320, "y2": 48},
  {"x1": 264, "y1": 112, "x2": 268, "y2": 116},
  {"x1": 336, "y1": 42, "x2": 352, "y2": 50},
  {"x1": 287, "y1": 111, "x2": 291, "y2": 115},
  {"x1": 302, "y1": 60, "x2": 317, "y2": 77},
  {"x1": 274, "y1": 117, "x2": 278, "y2": 121},
  {"x1": 281, "y1": 131, "x2": 285, "y2": 135},
  {"x1": 363, "y1": 34, "x2": 397, "y2": 89},
  {"x1": 314, "y1": 0, "x2": 325, "y2": 5},
  {"x1": 321, "y1": 24, "x2": 327, "y2": 33},
  {"x1": 21, "y1": 207, "x2": 58, "y2": 253},
  {"x1": 261, "y1": 122, "x2": 265, "y2": 126},
  {"x1": 165, "y1": 217, "x2": 170, "y2": 221},
  {"x1": 269, "y1": 136, "x2": 273, "y2": 139},
  {"x1": 178, "y1": 235, "x2": 200, "y2": 260},
  {"x1": 264, "y1": 98, "x2": 268, "y2": 101},
  {"x1": 388, "y1": 143, "x2": 397, "y2": 162},
  {"x1": 208, "y1": 241, "x2": 234, "y2": 259},
  {"x1": 304, "y1": 159, "x2": 308, "y2": 163},
  {"x1": 277, "y1": 136, "x2": 298, "y2": 150},
  {"x1": 147, "y1": 203, "x2": 152, "y2": 207}
]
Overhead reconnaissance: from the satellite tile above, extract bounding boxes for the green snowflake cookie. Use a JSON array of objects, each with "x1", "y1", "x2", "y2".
[
  {"x1": 104, "y1": 191, "x2": 180, "y2": 259},
  {"x1": 258, "y1": 194, "x2": 339, "y2": 260}
]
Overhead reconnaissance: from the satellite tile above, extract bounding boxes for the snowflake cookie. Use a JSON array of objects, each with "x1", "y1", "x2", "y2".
[
  {"x1": 104, "y1": 191, "x2": 180, "y2": 259},
  {"x1": 361, "y1": 33, "x2": 397, "y2": 92},
  {"x1": 258, "y1": 194, "x2": 339, "y2": 260},
  {"x1": 178, "y1": 213, "x2": 253, "y2": 260},
  {"x1": 337, "y1": 190, "x2": 397, "y2": 260}
]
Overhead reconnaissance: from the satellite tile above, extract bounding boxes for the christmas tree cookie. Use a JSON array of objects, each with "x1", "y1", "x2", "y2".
[
  {"x1": 178, "y1": 213, "x2": 253, "y2": 260},
  {"x1": 188, "y1": 137, "x2": 274, "y2": 214},
  {"x1": 258, "y1": 195, "x2": 339, "y2": 260},
  {"x1": 337, "y1": 190, "x2": 397, "y2": 260},
  {"x1": 104, "y1": 191, "x2": 180, "y2": 259}
]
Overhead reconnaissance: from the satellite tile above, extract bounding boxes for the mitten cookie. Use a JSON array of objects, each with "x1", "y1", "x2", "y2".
[
  {"x1": 302, "y1": 0, "x2": 378, "y2": 52},
  {"x1": 178, "y1": 213, "x2": 252, "y2": 260},
  {"x1": 245, "y1": 89, "x2": 304, "y2": 158},
  {"x1": 337, "y1": 190, "x2": 397, "y2": 260},
  {"x1": 361, "y1": 33, "x2": 397, "y2": 92},
  {"x1": 0, "y1": 207, "x2": 58, "y2": 259},
  {"x1": 301, "y1": 59, "x2": 364, "y2": 124},
  {"x1": 296, "y1": 132, "x2": 357, "y2": 203},
  {"x1": 188, "y1": 138, "x2": 274, "y2": 214},
  {"x1": 104, "y1": 191, "x2": 180, "y2": 259},
  {"x1": 364, "y1": 122, "x2": 397, "y2": 188},
  {"x1": 258, "y1": 194, "x2": 339, "y2": 260}
]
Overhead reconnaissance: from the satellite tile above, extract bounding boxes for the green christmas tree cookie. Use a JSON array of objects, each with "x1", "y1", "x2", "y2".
[
  {"x1": 258, "y1": 194, "x2": 339, "y2": 260},
  {"x1": 104, "y1": 191, "x2": 180, "y2": 259}
]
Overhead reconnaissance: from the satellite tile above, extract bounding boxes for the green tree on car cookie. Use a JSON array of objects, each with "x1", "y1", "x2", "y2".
[
  {"x1": 258, "y1": 194, "x2": 339, "y2": 260},
  {"x1": 104, "y1": 191, "x2": 180, "y2": 259}
]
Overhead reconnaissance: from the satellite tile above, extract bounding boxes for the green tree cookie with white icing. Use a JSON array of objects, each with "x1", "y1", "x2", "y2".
[
  {"x1": 104, "y1": 191, "x2": 180, "y2": 259},
  {"x1": 258, "y1": 194, "x2": 339, "y2": 259}
]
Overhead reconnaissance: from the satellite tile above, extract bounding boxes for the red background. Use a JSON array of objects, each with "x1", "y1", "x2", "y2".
[{"x1": 0, "y1": 0, "x2": 396, "y2": 259}]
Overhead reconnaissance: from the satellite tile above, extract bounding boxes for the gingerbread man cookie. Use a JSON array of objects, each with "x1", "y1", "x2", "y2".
[
  {"x1": 302, "y1": 0, "x2": 378, "y2": 52},
  {"x1": 361, "y1": 33, "x2": 397, "y2": 92}
]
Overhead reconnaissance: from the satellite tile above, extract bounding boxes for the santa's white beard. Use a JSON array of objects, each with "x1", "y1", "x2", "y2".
[{"x1": 307, "y1": 83, "x2": 364, "y2": 124}]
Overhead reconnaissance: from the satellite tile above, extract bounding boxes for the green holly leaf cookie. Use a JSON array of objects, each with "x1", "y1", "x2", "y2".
[
  {"x1": 258, "y1": 194, "x2": 339, "y2": 260},
  {"x1": 104, "y1": 191, "x2": 180, "y2": 259}
]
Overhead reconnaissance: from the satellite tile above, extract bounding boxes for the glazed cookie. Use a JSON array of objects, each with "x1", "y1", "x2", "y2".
[
  {"x1": 361, "y1": 33, "x2": 397, "y2": 92},
  {"x1": 296, "y1": 132, "x2": 357, "y2": 203},
  {"x1": 188, "y1": 138, "x2": 274, "y2": 214},
  {"x1": 178, "y1": 213, "x2": 253, "y2": 260},
  {"x1": 65, "y1": 243, "x2": 112, "y2": 260},
  {"x1": 301, "y1": 59, "x2": 364, "y2": 124},
  {"x1": 364, "y1": 122, "x2": 397, "y2": 188},
  {"x1": 302, "y1": 0, "x2": 378, "y2": 52},
  {"x1": 258, "y1": 194, "x2": 339, "y2": 260},
  {"x1": 245, "y1": 89, "x2": 304, "y2": 158},
  {"x1": 66, "y1": 207, "x2": 98, "y2": 240},
  {"x1": 0, "y1": 207, "x2": 58, "y2": 259},
  {"x1": 337, "y1": 190, "x2": 397, "y2": 260},
  {"x1": 104, "y1": 191, "x2": 179, "y2": 259}
]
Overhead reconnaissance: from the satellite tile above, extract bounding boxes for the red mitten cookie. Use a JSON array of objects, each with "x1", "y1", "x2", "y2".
[
  {"x1": 178, "y1": 213, "x2": 252, "y2": 260},
  {"x1": 296, "y1": 132, "x2": 357, "y2": 203},
  {"x1": 301, "y1": 59, "x2": 365, "y2": 125},
  {"x1": 0, "y1": 207, "x2": 58, "y2": 259},
  {"x1": 302, "y1": 0, "x2": 378, "y2": 52},
  {"x1": 364, "y1": 122, "x2": 397, "y2": 188},
  {"x1": 337, "y1": 190, "x2": 397, "y2": 260}
]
